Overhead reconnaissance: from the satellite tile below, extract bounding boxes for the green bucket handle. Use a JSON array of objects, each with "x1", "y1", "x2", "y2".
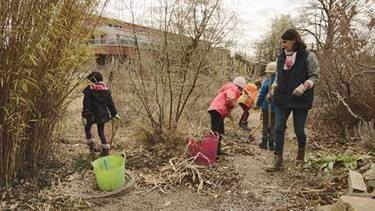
[
  {"x1": 104, "y1": 159, "x2": 109, "y2": 170},
  {"x1": 91, "y1": 152, "x2": 126, "y2": 168},
  {"x1": 104, "y1": 152, "x2": 125, "y2": 170}
]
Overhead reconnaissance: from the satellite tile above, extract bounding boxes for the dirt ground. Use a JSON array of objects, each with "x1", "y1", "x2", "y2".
[
  {"x1": 50, "y1": 94, "x2": 344, "y2": 211},
  {"x1": 1, "y1": 94, "x2": 351, "y2": 211}
]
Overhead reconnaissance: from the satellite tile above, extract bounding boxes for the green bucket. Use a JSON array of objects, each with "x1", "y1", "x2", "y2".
[{"x1": 92, "y1": 153, "x2": 126, "y2": 191}]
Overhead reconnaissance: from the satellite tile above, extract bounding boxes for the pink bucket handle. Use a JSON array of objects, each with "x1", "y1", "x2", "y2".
[{"x1": 210, "y1": 131, "x2": 219, "y2": 137}]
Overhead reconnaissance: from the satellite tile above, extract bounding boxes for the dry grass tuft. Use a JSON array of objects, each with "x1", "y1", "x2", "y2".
[{"x1": 355, "y1": 120, "x2": 375, "y2": 151}]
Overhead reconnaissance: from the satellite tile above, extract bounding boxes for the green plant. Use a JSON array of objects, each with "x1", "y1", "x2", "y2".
[{"x1": 305, "y1": 154, "x2": 365, "y2": 171}]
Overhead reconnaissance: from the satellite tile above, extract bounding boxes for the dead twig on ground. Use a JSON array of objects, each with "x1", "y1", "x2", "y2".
[
  {"x1": 247, "y1": 181, "x2": 258, "y2": 188},
  {"x1": 285, "y1": 181, "x2": 299, "y2": 196},
  {"x1": 299, "y1": 188, "x2": 309, "y2": 205},
  {"x1": 300, "y1": 187, "x2": 326, "y2": 193},
  {"x1": 313, "y1": 141, "x2": 322, "y2": 149},
  {"x1": 138, "y1": 148, "x2": 210, "y2": 195},
  {"x1": 109, "y1": 120, "x2": 119, "y2": 145}
]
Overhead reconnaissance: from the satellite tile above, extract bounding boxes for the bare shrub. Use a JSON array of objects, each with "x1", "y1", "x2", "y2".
[
  {"x1": 113, "y1": 0, "x2": 239, "y2": 147},
  {"x1": 299, "y1": 0, "x2": 375, "y2": 137},
  {"x1": 355, "y1": 120, "x2": 375, "y2": 151}
]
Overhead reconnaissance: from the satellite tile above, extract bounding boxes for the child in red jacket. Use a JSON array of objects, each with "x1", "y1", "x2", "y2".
[{"x1": 208, "y1": 76, "x2": 246, "y2": 155}]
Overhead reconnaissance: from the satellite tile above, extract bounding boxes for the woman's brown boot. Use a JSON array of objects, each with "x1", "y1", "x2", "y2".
[
  {"x1": 296, "y1": 148, "x2": 305, "y2": 164},
  {"x1": 265, "y1": 151, "x2": 283, "y2": 172}
]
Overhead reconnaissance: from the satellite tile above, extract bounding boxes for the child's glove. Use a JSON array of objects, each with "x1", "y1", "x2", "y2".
[
  {"x1": 81, "y1": 118, "x2": 87, "y2": 126},
  {"x1": 266, "y1": 93, "x2": 273, "y2": 103},
  {"x1": 227, "y1": 105, "x2": 234, "y2": 113},
  {"x1": 114, "y1": 114, "x2": 121, "y2": 120},
  {"x1": 226, "y1": 91, "x2": 235, "y2": 104},
  {"x1": 293, "y1": 83, "x2": 308, "y2": 96}
]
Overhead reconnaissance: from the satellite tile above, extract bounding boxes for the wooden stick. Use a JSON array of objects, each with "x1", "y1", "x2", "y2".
[{"x1": 268, "y1": 74, "x2": 272, "y2": 129}]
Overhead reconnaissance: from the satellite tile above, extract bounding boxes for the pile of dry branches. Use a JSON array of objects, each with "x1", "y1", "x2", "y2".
[{"x1": 135, "y1": 145, "x2": 221, "y2": 197}]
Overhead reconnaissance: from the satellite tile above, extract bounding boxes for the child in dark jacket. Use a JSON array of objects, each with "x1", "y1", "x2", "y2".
[
  {"x1": 82, "y1": 71, "x2": 120, "y2": 156},
  {"x1": 254, "y1": 62, "x2": 277, "y2": 150}
]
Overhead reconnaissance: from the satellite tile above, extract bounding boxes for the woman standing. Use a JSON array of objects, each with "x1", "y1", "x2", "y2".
[{"x1": 266, "y1": 29, "x2": 320, "y2": 171}]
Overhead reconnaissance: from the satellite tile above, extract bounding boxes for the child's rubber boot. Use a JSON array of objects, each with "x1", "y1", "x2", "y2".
[
  {"x1": 268, "y1": 140, "x2": 275, "y2": 150},
  {"x1": 87, "y1": 138, "x2": 95, "y2": 154},
  {"x1": 101, "y1": 144, "x2": 110, "y2": 156},
  {"x1": 258, "y1": 138, "x2": 268, "y2": 149}
]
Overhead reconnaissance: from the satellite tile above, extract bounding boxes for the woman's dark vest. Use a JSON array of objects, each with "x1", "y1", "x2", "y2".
[{"x1": 274, "y1": 50, "x2": 314, "y2": 109}]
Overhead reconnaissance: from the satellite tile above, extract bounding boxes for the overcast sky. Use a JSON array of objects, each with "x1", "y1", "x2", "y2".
[
  {"x1": 101, "y1": 0, "x2": 309, "y2": 55},
  {"x1": 232, "y1": 0, "x2": 308, "y2": 43}
]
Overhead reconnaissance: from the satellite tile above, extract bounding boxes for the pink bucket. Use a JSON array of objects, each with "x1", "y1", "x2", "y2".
[{"x1": 187, "y1": 133, "x2": 219, "y2": 165}]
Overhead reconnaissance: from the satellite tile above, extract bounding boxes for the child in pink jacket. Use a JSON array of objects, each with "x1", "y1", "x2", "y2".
[{"x1": 208, "y1": 76, "x2": 246, "y2": 155}]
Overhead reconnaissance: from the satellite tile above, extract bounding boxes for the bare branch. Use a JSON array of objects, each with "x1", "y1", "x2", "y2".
[{"x1": 331, "y1": 91, "x2": 365, "y2": 122}]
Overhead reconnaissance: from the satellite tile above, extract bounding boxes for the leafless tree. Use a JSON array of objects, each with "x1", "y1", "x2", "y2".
[
  {"x1": 297, "y1": 0, "x2": 375, "y2": 134},
  {"x1": 254, "y1": 15, "x2": 294, "y2": 63},
  {"x1": 113, "y1": 0, "x2": 239, "y2": 142}
]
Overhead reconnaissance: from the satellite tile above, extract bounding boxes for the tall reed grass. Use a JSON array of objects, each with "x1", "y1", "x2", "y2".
[{"x1": 0, "y1": 0, "x2": 102, "y2": 186}]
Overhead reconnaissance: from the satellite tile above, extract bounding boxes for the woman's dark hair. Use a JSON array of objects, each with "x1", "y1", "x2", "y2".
[
  {"x1": 87, "y1": 71, "x2": 103, "y2": 83},
  {"x1": 281, "y1": 28, "x2": 307, "y2": 51}
]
